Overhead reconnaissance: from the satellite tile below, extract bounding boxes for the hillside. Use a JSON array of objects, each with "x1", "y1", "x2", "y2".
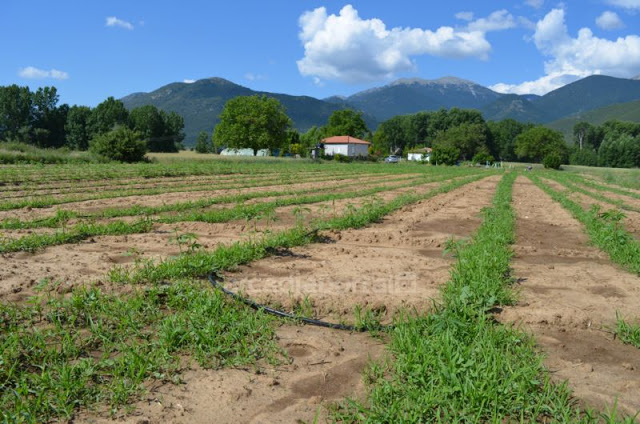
[
  {"x1": 546, "y1": 99, "x2": 640, "y2": 141},
  {"x1": 121, "y1": 78, "x2": 372, "y2": 145},
  {"x1": 533, "y1": 75, "x2": 640, "y2": 122},
  {"x1": 480, "y1": 94, "x2": 548, "y2": 122},
  {"x1": 345, "y1": 77, "x2": 501, "y2": 121}
]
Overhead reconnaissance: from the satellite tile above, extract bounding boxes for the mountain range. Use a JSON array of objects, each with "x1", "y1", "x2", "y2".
[{"x1": 121, "y1": 75, "x2": 640, "y2": 145}]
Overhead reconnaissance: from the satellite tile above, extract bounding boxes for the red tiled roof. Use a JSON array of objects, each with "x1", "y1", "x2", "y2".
[{"x1": 322, "y1": 136, "x2": 371, "y2": 145}]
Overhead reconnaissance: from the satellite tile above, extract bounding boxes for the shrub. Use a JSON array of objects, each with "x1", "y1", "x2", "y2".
[
  {"x1": 542, "y1": 152, "x2": 562, "y2": 169},
  {"x1": 472, "y1": 151, "x2": 494, "y2": 165},
  {"x1": 431, "y1": 144, "x2": 460, "y2": 166},
  {"x1": 89, "y1": 126, "x2": 147, "y2": 163}
]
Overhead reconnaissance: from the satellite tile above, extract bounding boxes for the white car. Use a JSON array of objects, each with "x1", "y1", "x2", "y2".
[{"x1": 384, "y1": 155, "x2": 399, "y2": 163}]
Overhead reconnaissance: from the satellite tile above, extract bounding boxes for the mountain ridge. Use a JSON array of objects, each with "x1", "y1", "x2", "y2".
[{"x1": 121, "y1": 74, "x2": 640, "y2": 145}]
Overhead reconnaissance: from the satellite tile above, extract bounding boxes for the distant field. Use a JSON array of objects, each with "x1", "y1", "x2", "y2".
[{"x1": 1, "y1": 157, "x2": 639, "y2": 423}]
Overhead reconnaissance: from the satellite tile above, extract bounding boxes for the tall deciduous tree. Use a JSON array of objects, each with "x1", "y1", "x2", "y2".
[
  {"x1": 213, "y1": 95, "x2": 291, "y2": 155},
  {"x1": 65, "y1": 106, "x2": 92, "y2": 150},
  {"x1": 195, "y1": 131, "x2": 212, "y2": 153},
  {"x1": 324, "y1": 109, "x2": 369, "y2": 139},
  {"x1": 128, "y1": 105, "x2": 179, "y2": 152},
  {"x1": 433, "y1": 122, "x2": 489, "y2": 161},
  {"x1": 161, "y1": 111, "x2": 185, "y2": 151},
  {"x1": 0, "y1": 85, "x2": 33, "y2": 141},
  {"x1": 88, "y1": 97, "x2": 129, "y2": 137},
  {"x1": 515, "y1": 126, "x2": 567, "y2": 163}
]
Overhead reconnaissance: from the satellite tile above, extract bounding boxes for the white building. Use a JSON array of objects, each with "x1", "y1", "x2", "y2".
[
  {"x1": 322, "y1": 136, "x2": 370, "y2": 157},
  {"x1": 407, "y1": 147, "x2": 432, "y2": 162}
]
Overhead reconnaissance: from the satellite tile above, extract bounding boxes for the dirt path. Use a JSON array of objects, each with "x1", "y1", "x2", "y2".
[{"x1": 500, "y1": 176, "x2": 640, "y2": 415}]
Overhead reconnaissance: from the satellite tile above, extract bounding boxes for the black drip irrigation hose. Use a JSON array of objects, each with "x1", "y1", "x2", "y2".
[{"x1": 208, "y1": 273, "x2": 393, "y2": 333}]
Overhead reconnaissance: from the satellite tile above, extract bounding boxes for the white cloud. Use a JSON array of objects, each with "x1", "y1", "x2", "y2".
[
  {"x1": 455, "y1": 11, "x2": 474, "y2": 21},
  {"x1": 605, "y1": 0, "x2": 640, "y2": 10},
  {"x1": 492, "y1": 8, "x2": 640, "y2": 95},
  {"x1": 525, "y1": 0, "x2": 544, "y2": 8},
  {"x1": 183, "y1": 79, "x2": 196, "y2": 84},
  {"x1": 244, "y1": 72, "x2": 266, "y2": 81},
  {"x1": 297, "y1": 5, "x2": 514, "y2": 84},
  {"x1": 596, "y1": 11, "x2": 625, "y2": 30},
  {"x1": 467, "y1": 10, "x2": 516, "y2": 32},
  {"x1": 18, "y1": 66, "x2": 69, "y2": 80},
  {"x1": 106, "y1": 16, "x2": 134, "y2": 30}
]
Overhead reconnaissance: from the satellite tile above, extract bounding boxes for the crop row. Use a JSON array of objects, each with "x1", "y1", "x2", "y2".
[
  {"x1": 0, "y1": 169, "x2": 404, "y2": 212},
  {"x1": 0, "y1": 158, "x2": 428, "y2": 185},
  {"x1": 543, "y1": 173, "x2": 640, "y2": 214},
  {"x1": 0, "y1": 169, "x2": 471, "y2": 230},
  {"x1": 0, "y1": 173, "x2": 488, "y2": 423},
  {"x1": 0, "y1": 172, "x2": 476, "y2": 253},
  {"x1": 334, "y1": 172, "x2": 634, "y2": 422},
  {"x1": 530, "y1": 174, "x2": 640, "y2": 275},
  {"x1": 0, "y1": 168, "x2": 351, "y2": 198}
]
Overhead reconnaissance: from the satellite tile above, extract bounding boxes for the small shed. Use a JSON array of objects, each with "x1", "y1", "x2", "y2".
[
  {"x1": 407, "y1": 147, "x2": 432, "y2": 162},
  {"x1": 322, "y1": 136, "x2": 370, "y2": 157},
  {"x1": 219, "y1": 148, "x2": 270, "y2": 156}
]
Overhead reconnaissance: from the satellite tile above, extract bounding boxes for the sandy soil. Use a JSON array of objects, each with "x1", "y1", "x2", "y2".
[
  {"x1": 0, "y1": 176, "x2": 434, "y2": 302},
  {"x1": 500, "y1": 177, "x2": 640, "y2": 415},
  {"x1": 78, "y1": 325, "x2": 385, "y2": 424},
  {"x1": 69, "y1": 175, "x2": 498, "y2": 424},
  {"x1": 223, "y1": 176, "x2": 499, "y2": 324}
]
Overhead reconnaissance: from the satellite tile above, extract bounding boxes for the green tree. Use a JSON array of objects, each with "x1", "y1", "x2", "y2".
[
  {"x1": 128, "y1": 105, "x2": 179, "y2": 152},
  {"x1": 88, "y1": 97, "x2": 129, "y2": 137},
  {"x1": 374, "y1": 115, "x2": 409, "y2": 154},
  {"x1": 433, "y1": 122, "x2": 489, "y2": 161},
  {"x1": 487, "y1": 119, "x2": 532, "y2": 161},
  {"x1": 569, "y1": 147, "x2": 598, "y2": 167},
  {"x1": 598, "y1": 133, "x2": 640, "y2": 168},
  {"x1": 573, "y1": 122, "x2": 593, "y2": 150},
  {"x1": 515, "y1": 126, "x2": 567, "y2": 163},
  {"x1": 324, "y1": 109, "x2": 369, "y2": 139},
  {"x1": 89, "y1": 126, "x2": 147, "y2": 162},
  {"x1": 195, "y1": 130, "x2": 212, "y2": 153},
  {"x1": 65, "y1": 106, "x2": 92, "y2": 150},
  {"x1": 212, "y1": 95, "x2": 291, "y2": 155},
  {"x1": 161, "y1": 111, "x2": 185, "y2": 151},
  {"x1": 0, "y1": 85, "x2": 33, "y2": 141}
]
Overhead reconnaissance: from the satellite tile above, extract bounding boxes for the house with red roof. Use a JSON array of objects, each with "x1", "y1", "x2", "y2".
[{"x1": 322, "y1": 136, "x2": 371, "y2": 157}]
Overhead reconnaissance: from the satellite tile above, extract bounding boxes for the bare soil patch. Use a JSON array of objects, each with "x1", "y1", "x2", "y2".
[
  {"x1": 500, "y1": 177, "x2": 640, "y2": 415},
  {"x1": 76, "y1": 325, "x2": 385, "y2": 424}
]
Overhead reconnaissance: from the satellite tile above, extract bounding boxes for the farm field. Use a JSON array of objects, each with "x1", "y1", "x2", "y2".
[{"x1": 1, "y1": 157, "x2": 640, "y2": 423}]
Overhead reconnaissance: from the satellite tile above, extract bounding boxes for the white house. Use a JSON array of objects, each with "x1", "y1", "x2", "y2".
[
  {"x1": 322, "y1": 136, "x2": 370, "y2": 157},
  {"x1": 407, "y1": 147, "x2": 432, "y2": 162}
]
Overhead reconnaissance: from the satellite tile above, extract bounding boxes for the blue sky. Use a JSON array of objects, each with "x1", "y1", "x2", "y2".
[{"x1": 3, "y1": 0, "x2": 640, "y2": 106}]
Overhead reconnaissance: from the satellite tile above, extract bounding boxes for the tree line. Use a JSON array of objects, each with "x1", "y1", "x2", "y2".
[
  {"x1": 0, "y1": 85, "x2": 185, "y2": 158},
  {"x1": 570, "y1": 120, "x2": 640, "y2": 168},
  {"x1": 195, "y1": 95, "x2": 574, "y2": 167}
]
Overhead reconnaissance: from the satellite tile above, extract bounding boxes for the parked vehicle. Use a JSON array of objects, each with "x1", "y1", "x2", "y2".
[{"x1": 384, "y1": 155, "x2": 399, "y2": 163}]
